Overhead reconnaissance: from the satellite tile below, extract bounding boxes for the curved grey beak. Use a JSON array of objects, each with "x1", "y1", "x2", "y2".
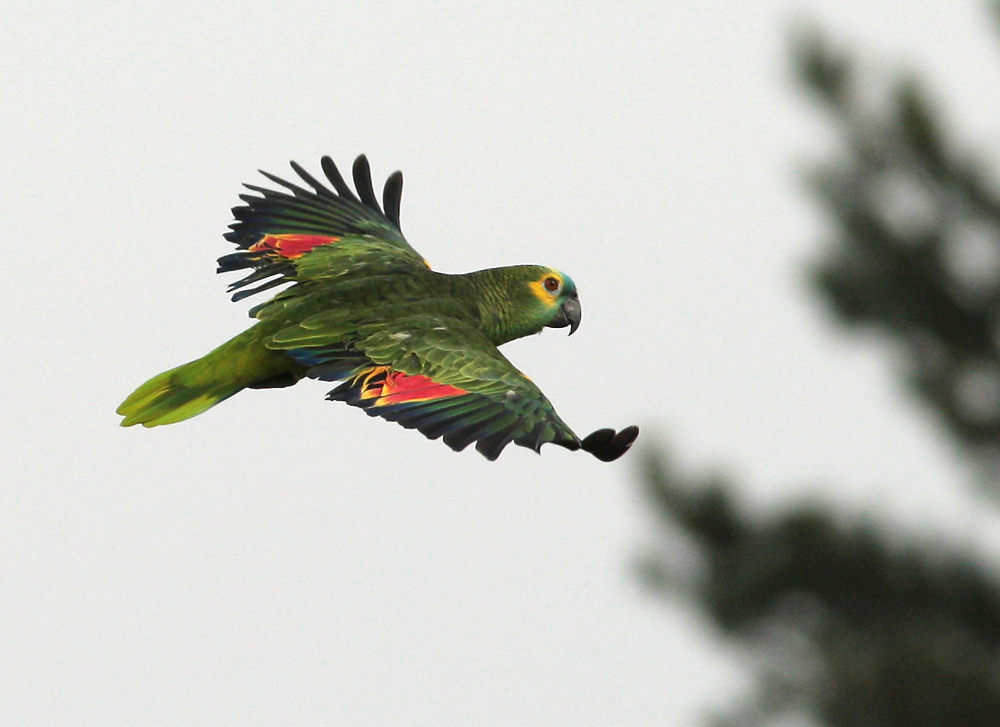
[{"x1": 545, "y1": 293, "x2": 581, "y2": 335}]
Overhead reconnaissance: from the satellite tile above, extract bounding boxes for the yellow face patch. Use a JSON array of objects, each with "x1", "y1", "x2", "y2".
[{"x1": 529, "y1": 272, "x2": 564, "y2": 307}]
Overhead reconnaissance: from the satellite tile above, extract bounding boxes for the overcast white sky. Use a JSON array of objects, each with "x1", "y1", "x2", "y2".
[{"x1": 4, "y1": 2, "x2": 1000, "y2": 725}]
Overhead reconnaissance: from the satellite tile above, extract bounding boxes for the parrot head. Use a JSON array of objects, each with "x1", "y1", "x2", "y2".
[
  {"x1": 511, "y1": 266, "x2": 580, "y2": 338},
  {"x1": 463, "y1": 265, "x2": 581, "y2": 345},
  {"x1": 531, "y1": 269, "x2": 581, "y2": 335}
]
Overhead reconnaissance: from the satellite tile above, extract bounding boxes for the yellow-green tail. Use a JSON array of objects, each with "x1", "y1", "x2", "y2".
[
  {"x1": 117, "y1": 328, "x2": 300, "y2": 427},
  {"x1": 116, "y1": 359, "x2": 246, "y2": 427}
]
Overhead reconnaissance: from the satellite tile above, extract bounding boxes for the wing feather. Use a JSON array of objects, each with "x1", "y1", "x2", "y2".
[
  {"x1": 219, "y1": 155, "x2": 427, "y2": 308},
  {"x1": 320, "y1": 155, "x2": 359, "y2": 201},
  {"x1": 276, "y1": 314, "x2": 583, "y2": 459},
  {"x1": 352, "y1": 155, "x2": 381, "y2": 211},
  {"x1": 288, "y1": 160, "x2": 340, "y2": 201},
  {"x1": 383, "y1": 171, "x2": 403, "y2": 229}
]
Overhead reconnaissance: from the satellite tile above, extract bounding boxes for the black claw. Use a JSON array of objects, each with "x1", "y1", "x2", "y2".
[{"x1": 581, "y1": 425, "x2": 639, "y2": 462}]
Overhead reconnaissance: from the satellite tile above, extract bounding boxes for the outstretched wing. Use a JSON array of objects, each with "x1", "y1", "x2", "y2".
[
  {"x1": 268, "y1": 313, "x2": 587, "y2": 460},
  {"x1": 217, "y1": 155, "x2": 429, "y2": 309}
]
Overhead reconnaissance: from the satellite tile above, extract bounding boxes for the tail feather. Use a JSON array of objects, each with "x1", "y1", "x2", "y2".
[
  {"x1": 116, "y1": 361, "x2": 244, "y2": 427},
  {"x1": 117, "y1": 323, "x2": 304, "y2": 427}
]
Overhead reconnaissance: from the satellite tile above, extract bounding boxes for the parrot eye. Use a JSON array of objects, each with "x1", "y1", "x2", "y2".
[{"x1": 543, "y1": 276, "x2": 561, "y2": 293}]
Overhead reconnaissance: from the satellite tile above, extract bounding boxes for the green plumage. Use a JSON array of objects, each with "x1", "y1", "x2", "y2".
[{"x1": 117, "y1": 155, "x2": 637, "y2": 461}]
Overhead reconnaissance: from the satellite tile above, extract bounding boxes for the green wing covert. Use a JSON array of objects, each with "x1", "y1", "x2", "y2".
[
  {"x1": 270, "y1": 313, "x2": 584, "y2": 460},
  {"x1": 217, "y1": 155, "x2": 429, "y2": 313}
]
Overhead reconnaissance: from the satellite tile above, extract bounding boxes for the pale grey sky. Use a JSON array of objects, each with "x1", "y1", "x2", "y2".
[{"x1": 3, "y1": 2, "x2": 999, "y2": 725}]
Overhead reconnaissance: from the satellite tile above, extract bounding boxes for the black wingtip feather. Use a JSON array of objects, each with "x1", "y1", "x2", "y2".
[
  {"x1": 580, "y1": 426, "x2": 639, "y2": 462},
  {"x1": 229, "y1": 276, "x2": 290, "y2": 302},
  {"x1": 352, "y1": 155, "x2": 381, "y2": 211},
  {"x1": 442, "y1": 413, "x2": 503, "y2": 452},
  {"x1": 257, "y1": 169, "x2": 311, "y2": 197},
  {"x1": 240, "y1": 185, "x2": 274, "y2": 198},
  {"x1": 289, "y1": 160, "x2": 338, "y2": 200},
  {"x1": 216, "y1": 251, "x2": 258, "y2": 272},
  {"x1": 474, "y1": 420, "x2": 522, "y2": 461},
  {"x1": 320, "y1": 156, "x2": 358, "y2": 200},
  {"x1": 383, "y1": 171, "x2": 403, "y2": 229}
]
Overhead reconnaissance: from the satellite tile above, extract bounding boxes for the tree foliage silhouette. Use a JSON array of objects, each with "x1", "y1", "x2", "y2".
[{"x1": 641, "y1": 8, "x2": 1000, "y2": 726}]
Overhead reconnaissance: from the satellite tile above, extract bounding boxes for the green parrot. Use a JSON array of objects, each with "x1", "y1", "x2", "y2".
[{"x1": 117, "y1": 155, "x2": 638, "y2": 461}]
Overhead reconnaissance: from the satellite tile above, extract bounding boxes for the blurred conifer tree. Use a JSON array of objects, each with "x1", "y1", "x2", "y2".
[{"x1": 640, "y1": 5, "x2": 1000, "y2": 725}]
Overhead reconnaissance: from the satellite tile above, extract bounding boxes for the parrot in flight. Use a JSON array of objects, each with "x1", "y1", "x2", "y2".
[{"x1": 117, "y1": 155, "x2": 638, "y2": 461}]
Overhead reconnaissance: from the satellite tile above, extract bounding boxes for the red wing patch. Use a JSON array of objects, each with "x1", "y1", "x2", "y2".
[
  {"x1": 249, "y1": 233, "x2": 341, "y2": 259},
  {"x1": 356, "y1": 367, "x2": 467, "y2": 406}
]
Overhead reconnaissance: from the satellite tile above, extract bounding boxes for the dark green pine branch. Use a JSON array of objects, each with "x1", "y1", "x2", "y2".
[
  {"x1": 792, "y1": 23, "x2": 1000, "y2": 470},
  {"x1": 639, "y1": 450, "x2": 1000, "y2": 727}
]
